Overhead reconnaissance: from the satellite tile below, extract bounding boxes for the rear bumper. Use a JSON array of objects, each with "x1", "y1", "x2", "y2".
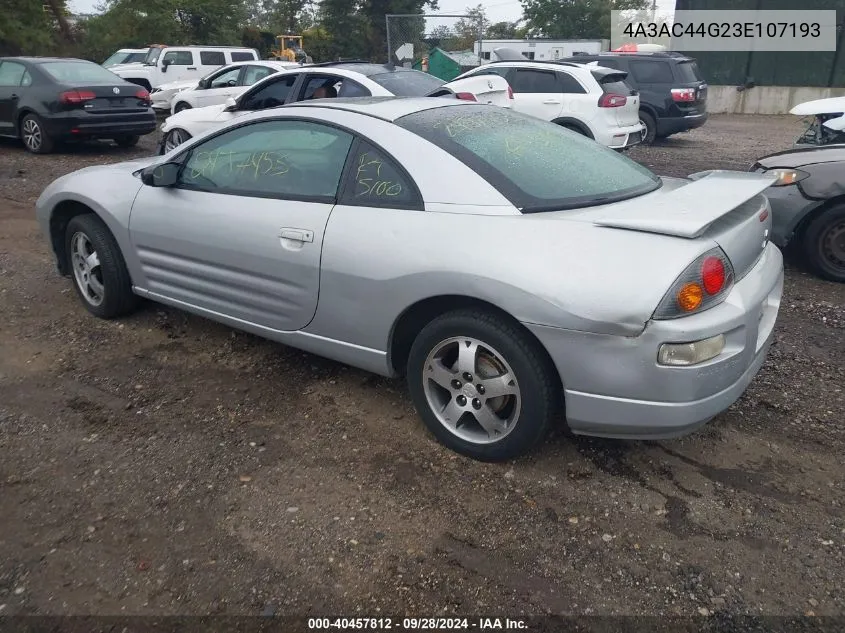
[
  {"x1": 42, "y1": 110, "x2": 157, "y2": 139},
  {"x1": 656, "y1": 112, "x2": 708, "y2": 137},
  {"x1": 525, "y1": 243, "x2": 784, "y2": 439},
  {"x1": 602, "y1": 122, "x2": 645, "y2": 149}
]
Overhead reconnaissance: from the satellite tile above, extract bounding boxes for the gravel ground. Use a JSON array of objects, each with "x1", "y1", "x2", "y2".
[{"x1": 0, "y1": 115, "x2": 844, "y2": 621}]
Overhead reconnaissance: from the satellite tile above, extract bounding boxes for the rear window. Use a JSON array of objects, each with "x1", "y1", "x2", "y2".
[
  {"x1": 368, "y1": 70, "x2": 444, "y2": 96},
  {"x1": 592, "y1": 71, "x2": 634, "y2": 95},
  {"x1": 675, "y1": 60, "x2": 703, "y2": 83},
  {"x1": 231, "y1": 51, "x2": 256, "y2": 62},
  {"x1": 396, "y1": 105, "x2": 660, "y2": 212},
  {"x1": 40, "y1": 61, "x2": 121, "y2": 84}
]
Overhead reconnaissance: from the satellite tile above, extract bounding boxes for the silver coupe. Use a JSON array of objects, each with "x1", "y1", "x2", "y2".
[{"x1": 36, "y1": 98, "x2": 784, "y2": 461}]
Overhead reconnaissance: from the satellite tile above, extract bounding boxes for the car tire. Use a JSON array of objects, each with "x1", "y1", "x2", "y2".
[
  {"x1": 162, "y1": 128, "x2": 191, "y2": 153},
  {"x1": 114, "y1": 135, "x2": 140, "y2": 148},
  {"x1": 802, "y1": 204, "x2": 845, "y2": 283},
  {"x1": 406, "y1": 309, "x2": 558, "y2": 462},
  {"x1": 559, "y1": 123, "x2": 588, "y2": 137},
  {"x1": 639, "y1": 111, "x2": 657, "y2": 144},
  {"x1": 65, "y1": 214, "x2": 138, "y2": 318},
  {"x1": 20, "y1": 114, "x2": 54, "y2": 154},
  {"x1": 174, "y1": 102, "x2": 191, "y2": 113}
]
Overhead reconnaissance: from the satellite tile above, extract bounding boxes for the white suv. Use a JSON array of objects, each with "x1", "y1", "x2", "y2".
[
  {"x1": 110, "y1": 46, "x2": 260, "y2": 91},
  {"x1": 456, "y1": 61, "x2": 643, "y2": 149}
]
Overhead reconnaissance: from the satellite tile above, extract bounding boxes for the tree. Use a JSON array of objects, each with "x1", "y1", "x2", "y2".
[
  {"x1": 450, "y1": 4, "x2": 487, "y2": 50},
  {"x1": 521, "y1": 0, "x2": 648, "y2": 39},
  {"x1": 260, "y1": 0, "x2": 312, "y2": 33},
  {"x1": 360, "y1": 0, "x2": 437, "y2": 62},
  {"x1": 486, "y1": 21, "x2": 527, "y2": 40},
  {"x1": 0, "y1": 0, "x2": 63, "y2": 55}
]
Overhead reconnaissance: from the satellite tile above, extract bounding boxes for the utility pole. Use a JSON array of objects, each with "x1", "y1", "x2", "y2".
[{"x1": 651, "y1": 0, "x2": 657, "y2": 23}]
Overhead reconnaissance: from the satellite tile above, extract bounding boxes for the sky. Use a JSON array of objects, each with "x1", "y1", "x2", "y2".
[{"x1": 68, "y1": 0, "x2": 678, "y2": 24}]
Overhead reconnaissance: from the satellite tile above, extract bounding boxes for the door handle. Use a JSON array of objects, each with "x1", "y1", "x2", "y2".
[
  {"x1": 543, "y1": 99, "x2": 561, "y2": 104},
  {"x1": 187, "y1": 67, "x2": 197, "y2": 70},
  {"x1": 279, "y1": 228, "x2": 313, "y2": 243}
]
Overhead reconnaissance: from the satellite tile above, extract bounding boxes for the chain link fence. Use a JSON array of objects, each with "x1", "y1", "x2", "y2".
[{"x1": 385, "y1": 14, "x2": 483, "y2": 80}]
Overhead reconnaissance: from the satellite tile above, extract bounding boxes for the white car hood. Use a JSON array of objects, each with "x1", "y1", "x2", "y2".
[
  {"x1": 162, "y1": 103, "x2": 230, "y2": 131},
  {"x1": 157, "y1": 79, "x2": 198, "y2": 93},
  {"x1": 790, "y1": 96, "x2": 845, "y2": 131}
]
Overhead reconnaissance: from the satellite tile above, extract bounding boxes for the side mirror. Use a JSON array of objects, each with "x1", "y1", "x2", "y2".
[
  {"x1": 198, "y1": 78, "x2": 209, "y2": 89},
  {"x1": 141, "y1": 162, "x2": 180, "y2": 187},
  {"x1": 224, "y1": 96, "x2": 238, "y2": 111}
]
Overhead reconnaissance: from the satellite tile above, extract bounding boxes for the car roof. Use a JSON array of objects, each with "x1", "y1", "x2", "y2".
[
  {"x1": 305, "y1": 62, "x2": 423, "y2": 77},
  {"x1": 2, "y1": 57, "x2": 89, "y2": 64},
  {"x1": 282, "y1": 96, "x2": 473, "y2": 121},
  {"x1": 568, "y1": 52, "x2": 694, "y2": 62}
]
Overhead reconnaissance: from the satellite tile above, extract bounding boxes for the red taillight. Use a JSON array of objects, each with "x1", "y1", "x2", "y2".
[
  {"x1": 598, "y1": 93, "x2": 627, "y2": 108},
  {"x1": 135, "y1": 89, "x2": 151, "y2": 102},
  {"x1": 60, "y1": 90, "x2": 96, "y2": 104},
  {"x1": 701, "y1": 256, "x2": 726, "y2": 295},
  {"x1": 671, "y1": 87, "x2": 696, "y2": 102},
  {"x1": 455, "y1": 92, "x2": 477, "y2": 101},
  {"x1": 507, "y1": 85, "x2": 514, "y2": 100}
]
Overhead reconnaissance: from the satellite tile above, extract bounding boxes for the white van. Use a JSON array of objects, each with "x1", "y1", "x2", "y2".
[{"x1": 110, "y1": 45, "x2": 260, "y2": 91}]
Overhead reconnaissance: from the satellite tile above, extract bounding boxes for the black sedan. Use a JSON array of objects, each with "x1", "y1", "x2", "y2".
[
  {"x1": 0, "y1": 57, "x2": 156, "y2": 154},
  {"x1": 751, "y1": 145, "x2": 845, "y2": 283}
]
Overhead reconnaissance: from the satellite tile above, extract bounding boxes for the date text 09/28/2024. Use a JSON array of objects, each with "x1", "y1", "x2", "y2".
[{"x1": 307, "y1": 617, "x2": 528, "y2": 630}]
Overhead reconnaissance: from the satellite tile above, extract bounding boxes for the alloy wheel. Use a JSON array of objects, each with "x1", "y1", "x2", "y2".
[
  {"x1": 70, "y1": 231, "x2": 104, "y2": 307},
  {"x1": 164, "y1": 129, "x2": 189, "y2": 152},
  {"x1": 422, "y1": 336, "x2": 521, "y2": 445},
  {"x1": 22, "y1": 119, "x2": 42, "y2": 152}
]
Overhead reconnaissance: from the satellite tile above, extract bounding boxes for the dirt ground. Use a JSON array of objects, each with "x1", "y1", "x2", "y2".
[{"x1": 0, "y1": 115, "x2": 844, "y2": 622}]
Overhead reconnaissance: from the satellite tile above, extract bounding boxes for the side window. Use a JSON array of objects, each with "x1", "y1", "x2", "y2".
[
  {"x1": 556, "y1": 71, "x2": 586, "y2": 94},
  {"x1": 0, "y1": 62, "x2": 26, "y2": 87},
  {"x1": 595, "y1": 58, "x2": 623, "y2": 70},
  {"x1": 209, "y1": 66, "x2": 241, "y2": 88},
  {"x1": 230, "y1": 52, "x2": 256, "y2": 62},
  {"x1": 299, "y1": 74, "x2": 344, "y2": 100},
  {"x1": 629, "y1": 60, "x2": 673, "y2": 84},
  {"x1": 511, "y1": 69, "x2": 558, "y2": 93},
  {"x1": 241, "y1": 65, "x2": 275, "y2": 86},
  {"x1": 20, "y1": 70, "x2": 32, "y2": 87},
  {"x1": 200, "y1": 51, "x2": 226, "y2": 66},
  {"x1": 337, "y1": 79, "x2": 371, "y2": 97},
  {"x1": 241, "y1": 74, "x2": 297, "y2": 110},
  {"x1": 473, "y1": 67, "x2": 511, "y2": 80},
  {"x1": 180, "y1": 119, "x2": 354, "y2": 199},
  {"x1": 163, "y1": 51, "x2": 194, "y2": 66},
  {"x1": 341, "y1": 141, "x2": 422, "y2": 210}
]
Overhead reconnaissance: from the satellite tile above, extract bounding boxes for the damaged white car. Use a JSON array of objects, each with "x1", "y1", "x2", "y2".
[{"x1": 790, "y1": 96, "x2": 845, "y2": 147}]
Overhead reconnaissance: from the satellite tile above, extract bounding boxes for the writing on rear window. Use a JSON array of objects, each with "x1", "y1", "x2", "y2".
[{"x1": 355, "y1": 152, "x2": 403, "y2": 197}]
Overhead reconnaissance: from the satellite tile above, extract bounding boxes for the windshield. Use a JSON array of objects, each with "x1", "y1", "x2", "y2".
[
  {"x1": 40, "y1": 61, "x2": 122, "y2": 84},
  {"x1": 676, "y1": 60, "x2": 702, "y2": 83},
  {"x1": 144, "y1": 47, "x2": 162, "y2": 65},
  {"x1": 369, "y1": 70, "x2": 444, "y2": 96},
  {"x1": 102, "y1": 51, "x2": 144, "y2": 67},
  {"x1": 396, "y1": 105, "x2": 661, "y2": 212}
]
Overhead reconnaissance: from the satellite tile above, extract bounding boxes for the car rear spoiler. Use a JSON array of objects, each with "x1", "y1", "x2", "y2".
[{"x1": 592, "y1": 170, "x2": 778, "y2": 238}]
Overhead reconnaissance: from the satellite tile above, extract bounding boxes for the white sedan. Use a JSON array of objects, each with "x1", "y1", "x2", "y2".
[
  {"x1": 159, "y1": 61, "x2": 513, "y2": 153},
  {"x1": 150, "y1": 61, "x2": 302, "y2": 114}
]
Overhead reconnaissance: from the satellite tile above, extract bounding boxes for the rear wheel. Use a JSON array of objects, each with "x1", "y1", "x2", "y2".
[
  {"x1": 802, "y1": 204, "x2": 845, "y2": 283},
  {"x1": 114, "y1": 135, "x2": 139, "y2": 148},
  {"x1": 407, "y1": 310, "x2": 558, "y2": 461},
  {"x1": 65, "y1": 214, "x2": 137, "y2": 318},
  {"x1": 560, "y1": 123, "x2": 588, "y2": 137},
  {"x1": 163, "y1": 128, "x2": 191, "y2": 153},
  {"x1": 639, "y1": 111, "x2": 657, "y2": 144},
  {"x1": 20, "y1": 114, "x2": 54, "y2": 154},
  {"x1": 174, "y1": 101, "x2": 191, "y2": 113}
]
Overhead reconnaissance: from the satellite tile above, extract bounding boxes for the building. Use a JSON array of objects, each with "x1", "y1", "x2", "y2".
[
  {"x1": 473, "y1": 39, "x2": 607, "y2": 62},
  {"x1": 413, "y1": 48, "x2": 480, "y2": 81}
]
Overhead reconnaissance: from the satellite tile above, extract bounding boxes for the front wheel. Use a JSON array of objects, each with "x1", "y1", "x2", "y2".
[
  {"x1": 65, "y1": 214, "x2": 138, "y2": 318},
  {"x1": 173, "y1": 101, "x2": 191, "y2": 113},
  {"x1": 803, "y1": 205, "x2": 845, "y2": 283},
  {"x1": 407, "y1": 310, "x2": 559, "y2": 461},
  {"x1": 162, "y1": 128, "x2": 191, "y2": 153}
]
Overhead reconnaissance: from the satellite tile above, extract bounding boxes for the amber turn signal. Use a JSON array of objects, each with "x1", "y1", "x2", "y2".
[{"x1": 677, "y1": 282, "x2": 703, "y2": 312}]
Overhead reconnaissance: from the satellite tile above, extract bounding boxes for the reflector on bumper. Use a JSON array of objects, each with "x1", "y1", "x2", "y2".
[{"x1": 658, "y1": 334, "x2": 725, "y2": 366}]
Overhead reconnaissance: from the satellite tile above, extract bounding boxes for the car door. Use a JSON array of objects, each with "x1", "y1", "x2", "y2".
[
  {"x1": 508, "y1": 68, "x2": 564, "y2": 121},
  {"x1": 161, "y1": 50, "x2": 196, "y2": 83},
  {"x1": 554, "y1": 69, "x2": 593, "y2": 121},
  {"x1": 0, "y1": 61, "x2": 28, "y2": 134},
  {"x1": 129, "y1": 118, "x2": 355, "y2": 331},
  {"x1": 195, "y1": 65, "x2": 243, "y2": 107}
]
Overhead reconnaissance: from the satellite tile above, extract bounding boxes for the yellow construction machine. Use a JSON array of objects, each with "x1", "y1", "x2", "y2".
[{"x1": 270, "y1": 35, "x2": 312, "y2": 63}]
